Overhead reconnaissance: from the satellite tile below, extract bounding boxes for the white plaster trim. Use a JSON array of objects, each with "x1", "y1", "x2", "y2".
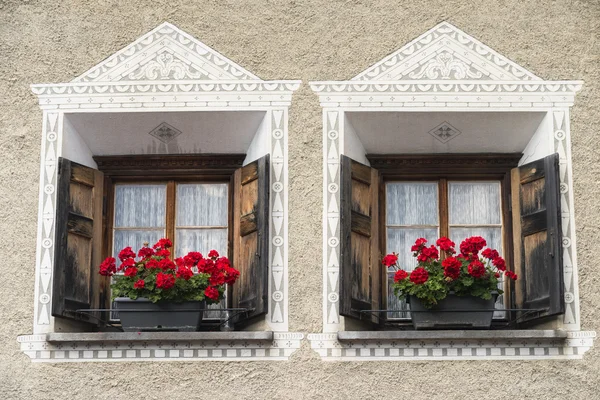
[
  {"x1": 352, "y1": 22, "x2": 542, "y2": 81},
  {"x1": 17, "y1": 333, "x2": 303, "y2": 362},
  {"x1": 308, "y1": 331, "x2": 596, "y2": 361}
]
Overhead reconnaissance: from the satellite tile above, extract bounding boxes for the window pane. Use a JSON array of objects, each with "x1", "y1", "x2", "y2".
[
  {"x1": 386, "y1": 227, "x2": 438, "y2": 319},
  {"x1": 386, "y1": 183, "x2": 438, "y2": 226},
  {"x1": 113, "y1": 229, "x2": 165, "y2": 261},
  {"x1": 175, "y1": 229, "x2": 228, "y2": 258},
  {"x1": 449, "y1": 182, "x2": 501, "y2": 225},
  {"x1": 176, "y1": 184, "x2": 228, "y2": 227},
  {"x1": 114, "y1": 185, "x2": 166, "y2": 228}
]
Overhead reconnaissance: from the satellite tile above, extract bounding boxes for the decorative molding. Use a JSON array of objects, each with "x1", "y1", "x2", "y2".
[
  {"x1": 17, "y1": 333, "x2": 304, "y2": 362},
  {"x1": 366, "y1": 153, "x2": 522, "y2": 172},
  {"x1": 308, "y1": 331, "x2": 595, "y2": 361},
  {"x1": 428, "y1": 121, "x2": 461, "y2": 143},
  {"x1": 352, "y1": 22, "x2": 542, "y2": 81},
  {"x1": 148, "y1": 122, "x2": 182, "y2": 143},
  {"x1": 93, "y1": 154, "x2": 246, "y2": 175},
  {"x1": 73, "y1": 22, "x2": 259, "y2": 82}
]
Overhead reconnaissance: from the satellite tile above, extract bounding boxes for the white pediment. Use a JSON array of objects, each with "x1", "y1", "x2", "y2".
[
  {"x1": 352, "y1": 22, "x2": 542, "y2": 81},
  {"x1": 72, "y1": 22, "x2": 260, "y2": 82}
]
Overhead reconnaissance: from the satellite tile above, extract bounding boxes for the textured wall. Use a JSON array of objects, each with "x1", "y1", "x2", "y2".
[{"x1": 1, "y1": 0, "x2": 599, "y2": 399}]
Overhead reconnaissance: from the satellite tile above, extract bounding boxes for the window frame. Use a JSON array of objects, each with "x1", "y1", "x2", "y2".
[{"x1": 367, "y1": 153, "x2": 522, "y2": 327}]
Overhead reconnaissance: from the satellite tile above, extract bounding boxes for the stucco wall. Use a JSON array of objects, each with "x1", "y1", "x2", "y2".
[{"x1": 1, "y1": 1, "x2": 599, "y2": 399}]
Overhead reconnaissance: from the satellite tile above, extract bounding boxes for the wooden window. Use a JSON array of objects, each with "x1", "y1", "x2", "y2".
[
  {"x1": 339, "y1": 153, "x2": 564, "y2": 328},
  {"x1": 51, "y1": 154, "x2": 270, "y2": 330}
]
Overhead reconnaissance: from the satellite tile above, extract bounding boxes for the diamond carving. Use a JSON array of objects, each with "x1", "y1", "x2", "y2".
[
  {"x1": 428, "y1": 122, "x2": 461, "y2": 143},
  {"x1": 149, "y1": 122, "x2": 182, "y2": 143}
]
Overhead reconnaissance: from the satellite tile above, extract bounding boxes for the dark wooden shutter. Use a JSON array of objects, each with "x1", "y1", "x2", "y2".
[
  {"x1": 232, "y1": 155, "x2": 269, "y2": 323},
  {"x1": 52, "y1": 158, "x2": 107, "y2": 326},
  {"x1": 511, "y1": 153, "x2": 564, "y2": 324},
  {"x1": 339, "y1": 155, "x2": 381, "y2": 322}
]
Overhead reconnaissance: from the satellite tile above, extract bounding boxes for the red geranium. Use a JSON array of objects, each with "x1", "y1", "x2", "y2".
[
  {"x1": 492, "y1": 257, "x2": 507, "y2": 271},
  {"x1": 482, "y1": 248, "x2": 499, "y2": 260},
  {"x1": 436, "y1": 237, "x2": 456, "y2": 254},
  {"x1": 207, "y1": 250, "x2": 219, "y2": 259},
  {"x1": 382, "y1": 253, "x2": 399, "y2": 267},
  {"x1": 442, "y1": 257, "x2": 462, "y2": 280},
  {"x1": 460, "y1": 236, "x2": 487, "y2": 259},
  {"x1": 145, "y1": 259, "x2": 159, "y2": 269},
  {"x1": 468, "y1": 260, "x2": 486, "y2": 278},
  {"x1": 411, "y1": 238, "x2": 428, "y2": 252},
  {"x1": 118, "y1": 257, "x2": 135, "y2": 271},
  {"x1": 156, "y1": 272, "x2": 175, "y2": 290},
  {"x1": 176, "y1": 266, "x2": 193, "y2": 281},
  {"x1": 124, "y1": 266, "x2": 138, "y2": 277},
  {"x1": 138, "y1": 246, "x2": 155, "y2": 259},
  {"x1": 118, "y1": 247, "x2": 136, "y2": 262},
  {"x1": 153, "y1": 238, "x2": 173, "y2": 249},
  {"x1": 158, "y1": 258, "x2": 176, "y2": 271},
  {"x1": 417, "y1": 245, "x2": 439, "y2": 262},
  {"x1": 99, "y1": 257, "x2": 116, "y2": 276},
  {"x1": 393, "y1": 269, "x2": 409, "y2": 282},
  {"x1": 134, "y1": 279, "x2": 145, "y2": 289},
  {"x1": 204, "y1": 286, "x2": 219, "y2": 300},
  {"x1": 187, "y1": 252, "x2": 203, "y2": 265},
  {"x1": 410, "y1": 267, "x2": 429, "y2": 284},
  {"x1": 505, "y1": 270, "x2": 518, "y2": 280},
  {"x1": 224, "y1": 267, "x2": 240, "y2": 285}
]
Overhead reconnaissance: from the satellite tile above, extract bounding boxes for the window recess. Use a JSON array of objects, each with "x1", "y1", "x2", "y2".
[
  {"x1": 338, "y1": 153, "x2": 564, "y2": 329},
  {"x1": 51, "y1": 154, "x2": 270, "y2": 331}
]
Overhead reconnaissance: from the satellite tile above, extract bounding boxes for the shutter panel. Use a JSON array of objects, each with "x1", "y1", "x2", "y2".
[
  {"x1": 339, "y1": 155, "x2": 381, "y2": 322},
  {"x1": 52, "y1": 158, "x2": 107, "y2": 326},
  {"x1": 511, "y1": 153, "x2": 564, "y2": 324},
  {"x1": 232, "y1": 155, "x2": 270, "y2": 323}
]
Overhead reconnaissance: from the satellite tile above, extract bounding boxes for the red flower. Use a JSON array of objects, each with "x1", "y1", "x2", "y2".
[
  {"x1": 417, "y1": 245, "x2": 439, "y2": 262},
  {"x1": 382, "y1": 253, "x2": 398, "y2": 267},
  {"x1": 494, "y1": 272, "x2": 501, "y2": 278},
  {"x1": 153, "y1": 238, "x2": 173, "y2": 249},
  {"x1": 460, "y1": 236, "x2": 487, "y2": 259},
  {"x1": 209, "y1": 272, "x2": 226, "y2": 286},
  {"x1": 134, "y1": 279, "x2": 145, "y2": 289},
  {"x1": 393, "y1": 270, "x2": 409, "y2": 282},
  {"x1": 505, "y1": 271, "x2": 518, "y2": 280},
  {"x1": 410, "y1": 267, "x2": 429, "y2": 284},
  {"x1": 436, "y1": 237, "x2": 456, "y2": 254},
  {"x1": 442, "y1": 257, "x2": 462, "y2": 280},
  {"x1": 215, "y1": 257, "x2": 231, "y2": 270},
  {"x1": 224, "y1": 267, "x2": 240, "y2": 285},
  {"x1": 158, "y1": 258, "x2": 176, "y2": 271},
  {"x1": 204, "y1": 286, "x2": 219, "y2": 301},
  {"x1": 176, "y1": 266, "x2": 193, "y2": 280},
  {"x1": 145, "y1": 259, "x2": 159, "y2": 269},
  {"x1": 156, "y1": 272, "x2": 175, "y2": 289},
  {"x1": 118, "y1": 257, "x2": 135, "y2": 271},
  {"x1": 482, "y1": 248, "x2": 500, "y2": 260},
  {"x1": 410, "y1": 238, "x2": 428, "y2": 252},
  {"x1": 118, "y1": 247, "x2": 136, "y2": 262},
  {"x1": 156, "y1": 249, "x2": 171, "y2": 258},
  {"x1": 468, "y1": 260, "x2": 486, "y2": 278},
  {"x1": 138, "y1": 246, "x2": 155, "y2": 259},
  {"x1": 186, "y1": 252, "x2": 203, "y2": 265},
  {"x1": 492, "y1": 257, "x2": 507, "y2": 272},
  {"x1": 197, "y1": 258, "x2": 215, "y2": 274},
  {"x1": 99, "y1": 257, "x2": 116, "y2": 276},
  {"x1": 124, "y1": 266, "x2": 138, "y2": 277},
  {"x1": 208, "y1": 250, "x2": 219, "y2": 259}
]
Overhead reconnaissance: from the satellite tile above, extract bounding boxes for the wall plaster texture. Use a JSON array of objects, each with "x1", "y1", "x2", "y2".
[{"x1": 1, "y1": 1, "x2": 599, "y2": 399}]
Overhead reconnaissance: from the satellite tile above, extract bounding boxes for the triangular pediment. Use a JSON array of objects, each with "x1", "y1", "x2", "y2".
[
  {"x1": 72, "y1": 22, "x2": 260, "y2": 82},
  {"x1": 352, "y1": 22, "x2": 541, "y2": 81}
]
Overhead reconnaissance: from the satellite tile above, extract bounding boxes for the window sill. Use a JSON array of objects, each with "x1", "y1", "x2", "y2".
[
  {"x1": 18, "y1": 331, "x2": 304, "y2": 362},
  {"x1": 308, "y1": 330, "x2": 596, "y2": 361}
]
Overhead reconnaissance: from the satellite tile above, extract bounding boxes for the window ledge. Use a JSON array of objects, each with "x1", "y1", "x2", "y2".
[
  {"x1": 18, "y1": 332, "x2": 303, "y2": 362},
  {"x1": 308, "y1": 330, "x2": 596, "y2": 361}
]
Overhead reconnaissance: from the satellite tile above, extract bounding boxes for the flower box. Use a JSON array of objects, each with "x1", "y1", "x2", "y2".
[
  {"x1": 114, "y1": 297, "x2": 206, "y2": 332},
  {"x1": 408, "y1": 293, "x2": 498, "y2": 330}
]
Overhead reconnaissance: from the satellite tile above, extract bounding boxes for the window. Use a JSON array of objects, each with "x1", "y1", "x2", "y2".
[
  {"x1": 51, "y1": 154, "x2": 271, "y2": 331},
  {"x1": 339, "y1": 153, "x2": 564, "y2": 328}
]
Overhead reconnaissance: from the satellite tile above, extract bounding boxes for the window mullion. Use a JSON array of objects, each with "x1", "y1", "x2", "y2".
[
  {"x1": 166, "y1": 180, "x2": 176, "y2": 258},
  {"x1": 439, "y1": 178, "x2": 449, "y2": 246}
]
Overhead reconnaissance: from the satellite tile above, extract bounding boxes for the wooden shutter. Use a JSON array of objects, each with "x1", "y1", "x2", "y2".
[
  {"x1": 52, "y1": 158, "x2": 107, "y2": 326},
  {"x1": 511, "y1": 153, "x2": 564, "y2": 324},
  {"x1": 232, "y1": 155, "x2": 270, "y2": 323},
  {"x1": 339, "y1": 155, "x2": 381, "y2": 322}
]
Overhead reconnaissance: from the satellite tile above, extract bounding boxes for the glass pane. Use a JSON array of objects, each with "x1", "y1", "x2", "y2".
[
  {"x1": 450, "y1": 226, "x2": 505, "y2": 318},
  {"x1": 113, "y1": 229, "x2": 165, "y2": 261},
  {"x1": 176, "y1": 184, "x2": 228, "y2": 227},
  {"x1": 386, "y1": 183, "x2": 439, "y2": 226},
  {"x1": 114, "y1": 185, "x2": 166, "y2": 228},
  {"x1": 449, "y1": 182, "x2": 501, "y2": 225},
  {"x1": 175, "y1": 229, "x2": 228, "y2": 258},
  {"x1": 386, "y1": 227, "x2": 438, "y2": 319}
]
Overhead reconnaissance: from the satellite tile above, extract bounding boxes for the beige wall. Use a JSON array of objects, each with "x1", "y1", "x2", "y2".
[{"x1": 1, "y1": 1, "x2": 599, "y2": 398}]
